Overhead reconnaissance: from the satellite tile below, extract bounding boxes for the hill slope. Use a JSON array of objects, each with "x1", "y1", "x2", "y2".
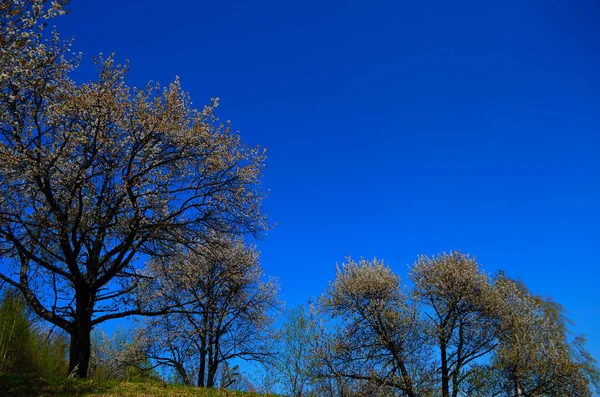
[{"x1": 0, "y1": 375, "x2": 271, "y2": 397}]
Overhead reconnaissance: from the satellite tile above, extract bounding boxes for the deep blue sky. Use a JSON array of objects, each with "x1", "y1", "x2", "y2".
[{"x1": 56, "y1": 0, "x2": 599, "y2": 360}]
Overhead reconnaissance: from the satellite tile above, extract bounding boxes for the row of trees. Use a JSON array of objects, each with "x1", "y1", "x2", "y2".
[
  {"x1": 5, "y1": 249, "x2": 592, "y2": 396},
  {"x1": 271, "y1": 254, "x2": 599, "y2": 397},
  {"x1": 1, "y1": 250, "x2": 598, "y2": 396}
]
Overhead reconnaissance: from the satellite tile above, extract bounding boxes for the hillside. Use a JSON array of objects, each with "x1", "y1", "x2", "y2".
[{"x1": 0, "y1": 375, "x2": 271, "y2": 397}]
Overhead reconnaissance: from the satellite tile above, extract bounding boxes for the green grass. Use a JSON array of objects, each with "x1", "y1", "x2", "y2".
[{"x1": 0, "y1": 374, "x2": 273, "y2": 397}]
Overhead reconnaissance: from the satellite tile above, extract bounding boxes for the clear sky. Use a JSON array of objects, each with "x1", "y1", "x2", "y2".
[{"x1": 55, "y1": 0, "x2": 600, "y2": 361}]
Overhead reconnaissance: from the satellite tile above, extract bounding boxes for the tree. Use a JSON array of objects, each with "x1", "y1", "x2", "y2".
[
  {"x1": 89, "y1": 328, "x2": 157, "y2": 381},
  {"x1": 135, "y1": 236, "x2": 279, "y2": 388},
  {"x1": 488, "y1": 273, "x2": 599, "y2": 397},
  {"x1": 318, "y1": 257, "x2": 433, "y2": 397},
  {"x1": 219, "y1": 361, "x2": 256, "y2": 392},
  {"x1": 0, "y1": 0, "x2": 268, "y2": 377},
  {"x1": 275, "y1": 305, "x2": 319, "y2": 397},
  {"x1": 409, "y1": 252, "x2": 497, "y2": 397}
]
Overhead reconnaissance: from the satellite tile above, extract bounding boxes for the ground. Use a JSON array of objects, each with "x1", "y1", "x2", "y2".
[{"x1": 0, "y1": 375, "x2": 273, "y2": 397}]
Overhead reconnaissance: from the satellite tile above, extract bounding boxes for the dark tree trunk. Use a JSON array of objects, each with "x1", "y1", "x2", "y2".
[
  {"x1": 198, "y1": 350, "x2": 206, "y2": 387},
  {"x1": 207, "y1": 336, "x2": 222, "y2": 388},
  {"x1": 207, "y1": 340, "x2": 214, "y2": 387},
  {"x1": 175, "y1": 362, "x2": 191, "y2": 386},
  {"x1": 68, "y1": 320, "x2": 91, "y2": 378},
  {"x1": 207, "y1": 362, "x2": 217, "y2": 388},
  {"x1": 441, "y1": 343, "x2": 450, "y2": 397},
  {"x1": 514, "y1": 378, "x2": 522, "y2": 397},
  {"x1": 207, "y1": 347, "x2": 219, "y2": 389},
  {"x1": 68, "y1": 290, "x2": 93, "y2": 378},
  {"x1": 198, "y1": 315, "x2": 209, "y2": 387},
  {"x1": 206, "y1": 312, "x2": 217, "y2": 388}
]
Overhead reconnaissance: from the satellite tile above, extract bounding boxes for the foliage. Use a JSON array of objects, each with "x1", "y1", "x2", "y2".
[
  {"x1": 483, "y1": 273, "x2": 600, "y2": 397},
  {"x1": 31, "y1": 326, "x2": 70, "y2": 378},
  {"x1": 273, "y1": 305, "x2": 319, "y2": 396},
  {"x1": 0, "y1": 287, "x2": 34, "y2": 372},
  {"x1": 0, "y1": 286, "x2": 69, "y2": 377}
]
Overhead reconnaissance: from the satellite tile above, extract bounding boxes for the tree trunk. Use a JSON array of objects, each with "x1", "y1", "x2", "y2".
[
  {"x1": 207, "y1": 348, "x2": 219, "y2": 389},
  {"x1": 68, "y1": 321, "x2": 91, "y2": 378},
  {"x1": 174, "y1": 362, "x2": 191, "y2": 386},
  {"x1": 207, "y1": 361, "x2": 217, "y2": 388},
  {"x1": 207, "y1": 339, "x2": 214, "y2": 387},
  {"x1": 206, "y1": 312, "x2": 217, "y2": 388},
  {"x1": 198, "y1": 350, "x2": 206, "y2": 387},
  {"x1": 514, "y1": 379, "x2": 522, "y2": 397},
  {"x1": 441, "y1": 343, "x2": 450, "y2": 397},
  {"x1": 68, "y1": 290, "x2": 93, "y2": 378},
  {"x1": 198, "y1": 314, "x2": 209, "y2": 387}
]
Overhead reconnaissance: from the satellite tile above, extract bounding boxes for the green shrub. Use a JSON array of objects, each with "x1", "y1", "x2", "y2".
[
  {"x1": 0, "y1": 287, "x2": 69, "y2": 376},
  {"x1": 0, "y1": 288, "x2": 34, "y2": 373}
]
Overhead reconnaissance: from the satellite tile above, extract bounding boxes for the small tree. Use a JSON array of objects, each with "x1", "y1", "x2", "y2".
[
  {"x1": 136, "y1": 236, "x2": 279, "y2": 388},
  {"x1": 489, "y1": 273, "x2": 599, "y2": 396},
  {"x1": 0, "y1": 1, "x2": 268, "y2": 378},
  {"x1": 318, "y1": 257, "x2": 433, "y2": 397},
  {"x1": 410, "y1": 252, "x2": 497, "y2": 397},
  {"x1": 275, "y1": 305, "x2": 319, "y2": 396},
  {"x1": 89, "y1": 328, "x2": 156, "y2": 381}
]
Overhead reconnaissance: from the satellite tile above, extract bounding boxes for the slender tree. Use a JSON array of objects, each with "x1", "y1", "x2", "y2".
[
  {"x1": 0, "y1": 0, "x2": 268, "y2": 377},
  {"x1": 410, "y1": 252, "x2": 498, "y2": 397},
  {"x1": 135, "y1": 236, "x2": 279, "y2": 388},
  {"x1": 275, "y1": 305, "x2": 319, "y2": 397},
  {"x1": 318, "y1": 257, "x2": 433, "y2": 397}
]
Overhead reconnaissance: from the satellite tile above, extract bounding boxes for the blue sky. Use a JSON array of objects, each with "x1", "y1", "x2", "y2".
[{"x1": 55, "y1": 0, "x2": 600, "y2": 360}]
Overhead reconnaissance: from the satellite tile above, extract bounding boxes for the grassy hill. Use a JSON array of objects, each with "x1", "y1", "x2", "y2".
[{"x1": 0, "y1": 374, "x2": 273, "y2": 397}]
